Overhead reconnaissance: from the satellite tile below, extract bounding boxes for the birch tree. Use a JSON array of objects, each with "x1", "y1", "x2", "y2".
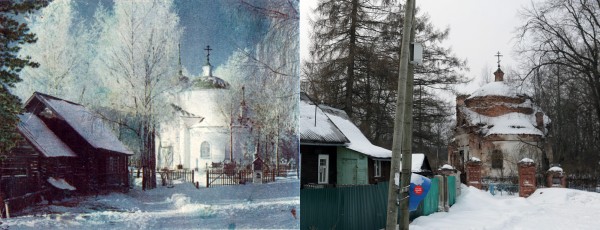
[
  {"x1": 95, "y1": 0, "x2": 182, "y2": 190},
  {"x1": 16, "y1": 0, "x2": 93, "y2": 102}
]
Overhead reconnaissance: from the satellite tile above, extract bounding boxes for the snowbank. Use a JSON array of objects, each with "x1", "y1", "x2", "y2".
[
  {"x1": 3, "y1": 179, "x2": 300, "y2": 229},
  {"x1": 410, "y1": 186, "x2": 600, "y2": 230}
]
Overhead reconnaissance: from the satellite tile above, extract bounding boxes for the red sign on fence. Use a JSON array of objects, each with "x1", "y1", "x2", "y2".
[{"x1": 414, "y1": 185, "x2": 423, "y2": 195}]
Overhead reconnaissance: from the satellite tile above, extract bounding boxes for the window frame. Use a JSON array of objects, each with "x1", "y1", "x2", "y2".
[
  {"x1": 318, "y1": 154, "x2": 329, "y2": 184},
  {"x1": 491, "y1": 150, "x2": 503, "y2": 169},
  {"x1": 374, "y1": 160, "x2": 382, "y2": 177},
  {"x1": 200, "y1": 141, "x2": 211, "y2": 159}
]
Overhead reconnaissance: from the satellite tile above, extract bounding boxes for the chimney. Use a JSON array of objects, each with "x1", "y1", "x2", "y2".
[{"x1": 494, "y1": 68, "x2": 504, "y2": 82}]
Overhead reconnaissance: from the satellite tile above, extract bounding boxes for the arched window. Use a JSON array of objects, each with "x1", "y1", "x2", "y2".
[
  {"x1": 201, "y1": 141, "x2": 210, "y2": 159},
  {"x1": 492, "y1": 150, "x2": 503, "y2": 169}
]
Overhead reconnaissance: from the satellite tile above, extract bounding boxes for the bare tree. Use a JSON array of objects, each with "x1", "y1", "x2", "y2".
[{"x1": 516, "y1": 0, "x2": 600, "y2": 176}]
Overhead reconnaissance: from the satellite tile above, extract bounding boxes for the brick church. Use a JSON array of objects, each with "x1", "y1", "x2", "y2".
[{"x1": 448, "y1": 58, "x2": 553, "y2": 181}]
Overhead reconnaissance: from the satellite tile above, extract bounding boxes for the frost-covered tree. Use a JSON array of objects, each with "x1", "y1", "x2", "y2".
[
  {"x1": 16, "y1": 0, "x2": 93, "y2": 102},
  {"x1": 94, "y1": 0, "x2": 182, "y2": 190},
  {"x1": 218, "y1": 0, "x2": 299, "y2": 167}
]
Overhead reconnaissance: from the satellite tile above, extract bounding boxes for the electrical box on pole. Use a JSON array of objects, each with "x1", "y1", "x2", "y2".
[{"x1": 410, "y1": 42, "x2": 423, "y2": 66}]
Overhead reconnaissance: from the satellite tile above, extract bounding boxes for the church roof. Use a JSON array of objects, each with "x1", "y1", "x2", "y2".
[
  {"x1": 191, "y1": 75, "x2": 230, "y2": 89},
  {"x1": 468, "y1": 81, "x2": 520, "y2": 99}
]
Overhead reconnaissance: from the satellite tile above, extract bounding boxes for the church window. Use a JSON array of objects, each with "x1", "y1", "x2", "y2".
[
  {"x1": 492, "y1": 150, "x2": 503, "y2": 169},
  {"x1": 201, "y1": 141, "x2": 211, "y2": 159}
]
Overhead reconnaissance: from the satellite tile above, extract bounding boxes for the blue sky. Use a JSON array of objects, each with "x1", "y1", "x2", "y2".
[{"x1": 76, "y1": 0, "x2": 270, "y2": 76}]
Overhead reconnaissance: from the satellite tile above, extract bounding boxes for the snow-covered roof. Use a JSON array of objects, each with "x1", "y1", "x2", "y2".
[
  {"x1": 47, "y1": 177, "x2": 76, "y2": 191},
  {"x1": 460, "y1": 106, "x2": 547, "y2": 136},
  {"x1": 322, "y1": 105, "x2": 391, "y2": 158},
  {"x1": 396, "y1": 153, "x2": 431, "y2": 172},
  {"x1": 17, "y1": 113, "x2": 76, "y2": 158},
  {"x1": 469, "y1": 157, "x2": 481, "y2": 162},
  {"x1": 299, "y1": 93, "x2": 348, "y2": 144},
  {"x1": 520, "y1": 158, "x2": 534, "y2": 163},
  {"x1": 548, "y1": 166, "x2": 563, "y2": 172},
  {"x1": 34, "y1": 93, "x2": 133, "y2": 155},
  {"x1": 440, "y1": 164, "x2": 454, "y2": 170},
  {"x1": 468, "y1": 81, "x2": 519, "y2": 99}
]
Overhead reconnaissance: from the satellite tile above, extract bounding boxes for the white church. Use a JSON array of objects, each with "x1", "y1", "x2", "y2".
[{"x1": 157, "y1": 46, "x2": 253, "y2": 171}]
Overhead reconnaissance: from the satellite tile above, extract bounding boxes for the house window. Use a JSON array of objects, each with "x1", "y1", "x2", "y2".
[
  {"x1": 374, "y1": 160, "x2": 382, "y2": 177},
  {"x1": 107, "y1": 156, "x2": 117, "y2": 174},
  {"x1": 318, "y1": 154, "x2": 329, "y2": 184},
  {"x1": 201, "y1": 141, "x2": 211, "y2": 159},
  {"x1": 492, "y1": 150, "x2": 503, "y2": 169}
]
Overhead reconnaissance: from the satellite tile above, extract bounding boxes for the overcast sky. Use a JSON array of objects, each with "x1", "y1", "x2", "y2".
[{"x1": 300, "y1": 0, "x2": 533, "y2": 94}]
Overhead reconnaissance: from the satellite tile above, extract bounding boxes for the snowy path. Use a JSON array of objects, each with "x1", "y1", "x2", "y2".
[
  {"x1": 2, "y1": 179, "x2": 300, "y2": 229},
  {"x1": 410, "y1": 186, "x2": 600, "y2": 230}
]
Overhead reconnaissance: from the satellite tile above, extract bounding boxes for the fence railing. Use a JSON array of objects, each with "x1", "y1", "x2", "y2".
[
  {"x1": 206, "y1": 168, "x2": 253, "y2": 187},
  {"x1": 205, "y1": 168, "x2": 291, "y2": 187}
]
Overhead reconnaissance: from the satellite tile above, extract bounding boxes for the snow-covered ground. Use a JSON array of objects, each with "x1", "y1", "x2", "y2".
[
  {"x1": 411, "y1": 185, "x2": 600, "y2": 230},
  {"x1": 2, "y1": 177, "x2": 300, "y2": 229}
]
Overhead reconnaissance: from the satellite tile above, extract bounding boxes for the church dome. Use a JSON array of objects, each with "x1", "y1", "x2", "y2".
[
  {"x1": 191, "y1": 76, "x2": 230, "y2": 89},
  {"x1": 189, "y1": 45, "x2": 230, "y2": 89}
]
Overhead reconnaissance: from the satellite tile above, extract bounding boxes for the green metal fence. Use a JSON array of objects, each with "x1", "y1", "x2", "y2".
[
  {"x1": 448, "y1": 176, "x2": 456, "y2": 206},
  {"x1": 300, "y1": 177, "x2": 456, "y2": 230},
  {"x1": 300, "y1": 183, "x2": 388, "y2": 230}
]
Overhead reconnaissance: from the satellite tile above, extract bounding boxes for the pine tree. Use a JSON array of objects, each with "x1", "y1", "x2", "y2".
[
  {"x1": 0, "y1": 1, "x2": 49, "y2": 155},
  {"x1": 304, "y1": 1, "x2": 466, "y2": 155}
]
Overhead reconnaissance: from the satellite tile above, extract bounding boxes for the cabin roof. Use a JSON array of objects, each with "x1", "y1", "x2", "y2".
[
  {"x1": 299, "y1": 93, "x2": 348, "y2": 145},
  {"x1": 28, "y1": 92, "x2": 133, "y2": 155},
  {"x1": 321, "y1": 105, "x2": 391, "y2": 158},
  {"x1": 17, "y1": 113, "x2": 77, "y2": 158}
]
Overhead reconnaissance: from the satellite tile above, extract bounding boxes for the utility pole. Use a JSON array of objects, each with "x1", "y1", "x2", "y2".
[{"x1": 386, "y1": 0, "x2": 416, "y2": 230}]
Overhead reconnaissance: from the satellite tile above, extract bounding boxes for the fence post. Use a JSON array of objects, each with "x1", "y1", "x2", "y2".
[
  {"x1": 4, "y1": 201, "x2": 9, "y2": 218},
  {"x1": 192, "y1": 171, "x2": 194, "y2": 184},
  {"x1": 435, "y1": 175, "x2": 446, "y2": 212},
  {"x1": 206, "y1": 169, "x2": 209, "y2": 188}
]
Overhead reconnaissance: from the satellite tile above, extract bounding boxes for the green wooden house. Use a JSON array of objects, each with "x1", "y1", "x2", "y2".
[{"x1": 300, "y1": 93, "x2": 394, "y2": 187}]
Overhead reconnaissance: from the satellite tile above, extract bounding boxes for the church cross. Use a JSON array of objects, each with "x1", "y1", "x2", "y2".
[
  {"x1": 204, "y1": 45, "x2": 213, "y2": 64},
  {"x1": 495, "y1": 51, "x2": 503, "y2": 68}
]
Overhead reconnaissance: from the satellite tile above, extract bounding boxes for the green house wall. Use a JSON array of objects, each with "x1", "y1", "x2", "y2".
[{"x1": 336, "y1": 147, "x2": 368, "y2": 185}]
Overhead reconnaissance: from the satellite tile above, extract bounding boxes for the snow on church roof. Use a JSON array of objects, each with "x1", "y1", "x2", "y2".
[
  {"x1": 33, "y1": 93, "x2": 133, "y2": 155},
  {"x1": 468, "y1": 81, "x2": 520, "y2": 99},
  {"x1": 17, "y1": 113, "x2": 76, "y2": 158},
  {"x1": 299, "y1": 93, "x2": 348, "y2": 144},
  {"x1": 191, "y1": 76, "x2": 230, "y2": 89},
  {"x1": 461, "y1": 107, "x2": 545, "y2": 136},
  {"x1": 322, "y1": 105, "x2": 391, "y2": 158}
]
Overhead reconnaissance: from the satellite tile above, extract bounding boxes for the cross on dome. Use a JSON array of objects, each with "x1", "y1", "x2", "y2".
[
  {"x1": 204, "y1": 45, "x2": 213, "y2": 65},
  {"x1": 495, "y1": 51, "x2": 503, "y2": 68}
]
